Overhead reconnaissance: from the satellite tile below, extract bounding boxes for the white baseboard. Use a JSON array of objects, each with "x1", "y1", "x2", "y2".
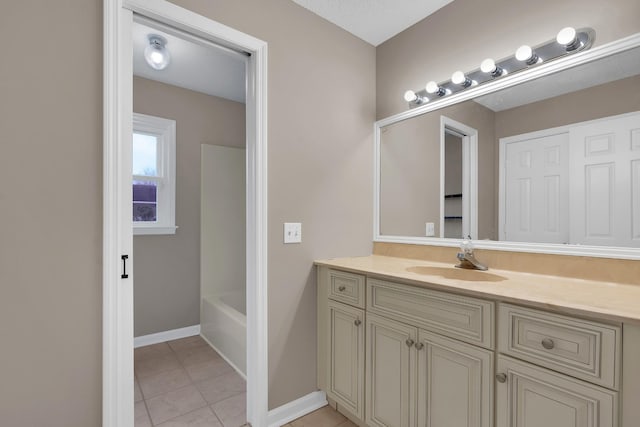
[
  {"x1": 267, "y1": 391, "x2": 327, "y2": 427},
  {"x1": 134, "y1": 324, "x2": 201, "y2": 348}
]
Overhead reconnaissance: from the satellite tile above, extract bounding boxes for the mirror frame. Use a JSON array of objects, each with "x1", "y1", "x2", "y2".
[{"x1": 374, "y1": 32, "x2": 640, "y2": 260}]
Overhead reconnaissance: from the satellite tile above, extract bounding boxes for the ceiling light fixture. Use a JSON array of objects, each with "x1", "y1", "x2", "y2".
[
  {"x1": 144, "y1": 34, "x2": 171, "y2": 71},
  {"x1": 402, "y1": 27, "x2": 594, "y2": 108}
]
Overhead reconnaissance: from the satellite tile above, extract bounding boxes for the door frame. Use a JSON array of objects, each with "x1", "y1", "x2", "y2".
[
  {"x1": 440, "y1": 116, "x2": 478, "y2": 239},
  {"x1": 103, "y1": 1, "x2": 268, "y2": 426}
]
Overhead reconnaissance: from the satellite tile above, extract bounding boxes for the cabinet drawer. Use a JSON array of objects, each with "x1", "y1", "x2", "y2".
[
  {"x1": 498, "y1": 303, "x2": 620, "y2": 389},
  {"x1": 328, "y1": 269, "x2": 365, "y2": 308},
  {"x1": 496, "y1": 355, "x2": 618, "y2": 427},
  {"x1": 367, "y1": 278, "x2": 494, "y2": 348}
]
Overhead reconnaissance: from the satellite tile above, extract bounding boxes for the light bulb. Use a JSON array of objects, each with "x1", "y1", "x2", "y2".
[
  {"x1": 404, "y1": 90, "x2": 417, "y2": 103},
  {"x1": 556, "y1": 27, "x2": 577, "y2": 45},
  {"x1": 515, "y1": 45, "x2": 539, "y2": 65},
  {"x1": 556, "y1": 26, "x2": 580, "y2": 51},
  {"x1": 515, "y1": 45, "x2": 532, "y2": 61},
  {"x1": 451, "y1": 71, "x2": 471, "y2": 87},
  {"x1": 144, "y1": 35, "x2": 171, "y2": 71},
  {"x1": 480, "y1": 58, "x2": 496, "y2": 73},
  {"x1": 426, "y1": 81, "x2": 440, "y2": 94}
]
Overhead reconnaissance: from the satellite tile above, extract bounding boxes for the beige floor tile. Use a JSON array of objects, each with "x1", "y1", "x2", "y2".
[
  {"x1": 136, "y1": 353, "x2": 182, "y2": 379},
  {"x1": 290, "y1": 406, "x2": 346, "y2": 427},
  {"x1": 146, "y1": 385, "x2": 208, "y2": 425},
  {"x1": 186, "y1": 358, "x2": 234, "y2": 383},
  {"x1": 336, "y1": 420, "x2": 358, "y2": 427},
  {"x1": 139, "y1": 367, "x2": 192, "y2": 399},
  {"x1": 168, "y1": 335, "x2": 208, "y2": 353},
  {"x1": 134, "y1": 379, "x2": 144, "y2": 402},
  {"x1": 156, "y1": 406, "x2": 223, "y2": 427},
  {"x1": 195, "y1": 371, "x2": 246, "y2": 404},
  {"x1": 211, "y1": 392, "x2": 246, "y2": 427},
  {"x1": 135, "y1": 342, "x2": 174, "y2": 362},
  {"x1": 135, "y1": 401, "x2": 152, "y2": 427},
  {"x1": 176, "y1": 345, "x2": 221, "y2": 367}
]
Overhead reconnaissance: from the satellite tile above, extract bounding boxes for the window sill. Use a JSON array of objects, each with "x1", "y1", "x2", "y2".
[{"x1": 133, "y1": 225, "x2": 178, "y2": 236}]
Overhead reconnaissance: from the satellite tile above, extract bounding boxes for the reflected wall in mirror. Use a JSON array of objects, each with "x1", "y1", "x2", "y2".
[{"x1": 376, "y1": 35, "x2": 640, "y2": 253}]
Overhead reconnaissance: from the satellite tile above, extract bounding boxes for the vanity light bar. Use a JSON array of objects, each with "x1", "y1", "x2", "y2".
[{"x1": 404, "y1": 27, "x2": 595, "y2": 107}]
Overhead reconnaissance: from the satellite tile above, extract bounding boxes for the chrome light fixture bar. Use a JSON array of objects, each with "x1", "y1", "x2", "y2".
[{"x1": 404, "y1": 26, "x2": 595, "y2": 107}]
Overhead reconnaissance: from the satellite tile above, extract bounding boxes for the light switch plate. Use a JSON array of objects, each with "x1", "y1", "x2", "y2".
[
  {"x1": 284, "y1": 222, "x2": 302, "y2": 243},
  {"x1": 425, "y1": 222, "x2": 435, "y2": 237}
]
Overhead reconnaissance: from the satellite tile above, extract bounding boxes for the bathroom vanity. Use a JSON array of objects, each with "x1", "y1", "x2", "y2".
[{"x1": 315, "y1": 255, "x2": 640, "y2": 427}]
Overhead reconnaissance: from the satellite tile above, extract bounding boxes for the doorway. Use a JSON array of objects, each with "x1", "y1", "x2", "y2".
[
  {"x1": 103, "y1": 1, "x2": 268, "y2": 426},
  {"x1": 440, "y1": 116, "x2": 478, "y2": 240}
]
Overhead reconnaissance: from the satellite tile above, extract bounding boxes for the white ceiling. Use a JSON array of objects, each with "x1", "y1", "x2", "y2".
[
  {"x1": 132, "y1": 21, "x2": 246, "y2": 103},
  {"x1": 290, "y1": 0, "x2": 454, "y2": 46}
]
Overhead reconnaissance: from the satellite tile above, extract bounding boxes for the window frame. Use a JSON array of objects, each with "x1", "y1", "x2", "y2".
[{"x1": 132, "y1": 112, "x2": 177, "y2": 235}]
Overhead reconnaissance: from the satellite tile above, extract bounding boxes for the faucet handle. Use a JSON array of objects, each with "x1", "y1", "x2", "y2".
[{"x1": 460, "y1": 238, "x2": 474, "y2": 254}]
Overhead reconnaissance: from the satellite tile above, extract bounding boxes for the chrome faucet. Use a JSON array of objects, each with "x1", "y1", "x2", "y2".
[{"x1": 455, "y1": 238, "x2": 488, "y2": 271}]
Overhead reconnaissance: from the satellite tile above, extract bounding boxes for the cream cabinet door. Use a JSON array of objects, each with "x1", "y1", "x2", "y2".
[
  {"x1": 417, "y1": 329, "x2": 493, "y2": 427},
  {"x1": 327, "y1": 300, "x2": 365, "y2": 419},
  {"x1": 366, "y1": 313, "x2": 417, "y2": 427},
  {"x1": 496, "y1": 356, "x2": 618, "y2": 427}
]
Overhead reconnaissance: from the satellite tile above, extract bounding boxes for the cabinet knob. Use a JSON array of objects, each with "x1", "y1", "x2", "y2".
[
  {"x1": 496, "y1": 373, "x2": 507, "y2": 383},
  {"x1": 406, "y1": 338, "x2": 415, "y2": 347},
  {"x1": 415, "y1": 342, "x2": 424, "y2": 350},
  {"x1": 541, "y1": 338, "x2": 555, "y2": 350},
  {"x1": 354, "y1": 319, "x2": 361, "y2": 326},
  {"x1": 338, "y1": 285, "x2": 346, "y2": 292}
]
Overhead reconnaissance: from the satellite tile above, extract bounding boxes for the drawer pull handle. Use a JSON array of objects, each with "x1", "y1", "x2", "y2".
[
  {"x1": 354, "y1": 319, "x2": 361, "y2": 326},
  {"x1": 496, "y1": 373, "x2": 507, "y2": 383},
  {"x1": 406, "y1": 338, "x2": 415, "y2": 347},
  {"x1": 415, "y1": 342, "x2": 424, "y2": 350},
  {"x1": 338, "y1": 285, "x2": 346, "y2": 292},
  {"x1": 541, "y1": 338, "x2": 555, "y2": 350}
]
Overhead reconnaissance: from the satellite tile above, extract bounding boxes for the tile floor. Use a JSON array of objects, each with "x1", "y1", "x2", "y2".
[
  {"x1": 135, "y1": 335, "x2": 353, "y2": 427},
  {"x1": 135, "y1": 335, "x2": 246, "y2": 427},
  {"x1": 284, "y1": 406, "x2": 357, "y2": 427}
]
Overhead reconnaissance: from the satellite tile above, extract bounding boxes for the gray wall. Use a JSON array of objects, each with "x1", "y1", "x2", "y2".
[
  {"x1": 133, "y1": 76, "x2": 246, "y2": 337},
  {"x1": 160, "y1": 0, "x2": 377, "y2": 409}
]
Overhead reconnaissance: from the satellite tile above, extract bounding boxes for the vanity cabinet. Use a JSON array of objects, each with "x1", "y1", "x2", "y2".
[
  {"x1": 318, "y1": 266, "x2": 494, "y2": 427},
  {"x1": 496, "y1": 303, "x2": 620, "y2": 427},
  {"x1": 319, "y1": 269, "x2": 366, "y2": 420}
]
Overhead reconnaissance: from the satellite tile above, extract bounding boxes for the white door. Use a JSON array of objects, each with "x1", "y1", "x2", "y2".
[
  {"x1": 502, "y1": 133, "x2": 570, "y2": 243},
  {"x1": 569, "y1": 112, "x2": 640, "y2": 247}
]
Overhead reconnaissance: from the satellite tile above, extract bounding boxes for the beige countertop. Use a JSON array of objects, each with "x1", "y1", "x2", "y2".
[{"x1": 315, "y1": 255, "x2": 640, "y2": 324}]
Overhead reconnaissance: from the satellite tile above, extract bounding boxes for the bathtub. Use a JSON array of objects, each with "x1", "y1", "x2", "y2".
[{"x1": 201, "y1": 289, "x2": 246, "y2": 377}]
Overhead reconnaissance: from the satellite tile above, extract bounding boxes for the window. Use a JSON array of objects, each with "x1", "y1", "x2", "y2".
[{"x1": 132, "y1": 113, "x2": 176, "y2": 235}]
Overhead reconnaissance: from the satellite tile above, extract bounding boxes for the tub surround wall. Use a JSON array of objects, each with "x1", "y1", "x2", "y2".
[
  {"x1": 200, "y1": 144, "x2": 246, "y2": 300},
  {"x1": 133, "y1": 76, "x2": 246, "y2": 337}
]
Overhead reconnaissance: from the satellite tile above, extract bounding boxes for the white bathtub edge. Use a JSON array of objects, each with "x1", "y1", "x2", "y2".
[
  {"x1": 200, "y1": 332, "x2": 247, "y2": 380},
  {"x1": 134, "y1": 324, "x2": 201, "y2": 348},
  {"x1": 267, "y1": 391, "x2": 328, "y2": 427}
]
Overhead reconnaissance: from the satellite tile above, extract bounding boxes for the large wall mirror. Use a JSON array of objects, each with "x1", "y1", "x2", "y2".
[{"x1": 374, "y1": 33, "x2": 640, "y2": 259}]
